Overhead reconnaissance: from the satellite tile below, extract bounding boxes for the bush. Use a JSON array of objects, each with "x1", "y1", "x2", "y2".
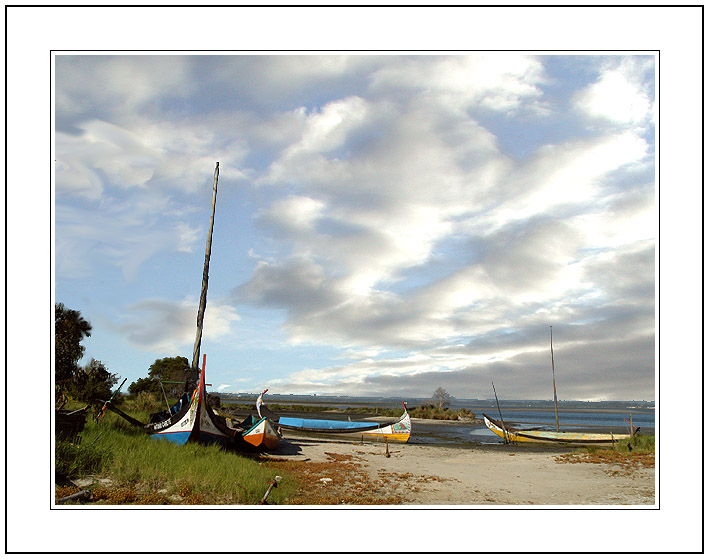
[{"x1": 613, "y1": 433, "x2": 655, "y2": 453}]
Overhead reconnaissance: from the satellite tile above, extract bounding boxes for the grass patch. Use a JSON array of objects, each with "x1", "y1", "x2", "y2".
[
  {"x1": 56, "y1": 395, "x2": 472, "y2": 505},
  {"x1": 55, "y1": 412, "x2": 294, "y2": 505},
  {"x1": 55, "y1": 437, "x2": 107, "y2": 480},
  {"x1": 555, "y1": 434, "x2": 655, "y2": 475},
  {"x1": 613, "y1": 433, "x2": 655, "y2": 454}
]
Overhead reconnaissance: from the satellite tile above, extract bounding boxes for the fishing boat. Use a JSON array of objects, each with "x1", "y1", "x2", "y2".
[
  {"x1": 142, "y1": 357, "x2": 205, "y2": 444},
  {"x1": 225, "y1": 413, "x2": 282, "y2": 451},
  {"x1": 102, "y1": 355, "x2": 281, "y2": 451},
  {"x1": 198, "y1": 378, "x2": 282, "y2": 451},
  {"x1": 483, "y1": 414, "x2": 635, "y2": 445},
  {"x1": 484, "y1": 327, "x2": 638, "y2": 446},
  {"x1": 260, "y1": 397, "x2": 412, "y2": 443}
]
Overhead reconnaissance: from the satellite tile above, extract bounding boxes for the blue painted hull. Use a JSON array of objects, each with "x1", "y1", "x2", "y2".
[
  {"x1": 150, "y1": 431, "x2": 193, "y2": 445},
  {"x1": 278, "y1": 416, "x2": 379, "y2": 431}
]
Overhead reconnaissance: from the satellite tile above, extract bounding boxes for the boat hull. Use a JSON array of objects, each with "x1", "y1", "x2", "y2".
[
  {"x1": 242, "y1": 417, "x2": 282, "y2": 450},
  {"x1": 483, "y1": 414, "x2": 632, "y2": 445},
  {"x1": 198, "y1": 406, "x2": 235, "y2": 447},
  {"x1": 146, "y1": 372, "x2": 203, "y2": 445},
  {"x1": 276, "y1": 406, "x2": 412, "y2": 443}
]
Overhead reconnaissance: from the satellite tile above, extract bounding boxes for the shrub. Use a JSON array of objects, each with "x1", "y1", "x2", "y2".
[{"x1": 613, "y1": 433, "x2": 655, "y2": 454}]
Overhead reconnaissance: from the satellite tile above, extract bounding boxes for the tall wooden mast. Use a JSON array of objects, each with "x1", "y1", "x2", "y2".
[
  {"x1": 190, "y1": 162, "x2": 219, "y2": 381},
  {"x1": 550, "y1": 325, "x2": 560, "y2": 432}
]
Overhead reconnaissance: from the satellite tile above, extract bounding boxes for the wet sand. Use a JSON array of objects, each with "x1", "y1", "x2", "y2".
[{"x1": 265, "y1": 431, "x2": 656, "y2": 506}]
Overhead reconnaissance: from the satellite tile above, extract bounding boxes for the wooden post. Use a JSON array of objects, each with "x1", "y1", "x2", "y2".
[
  {"x1": 550, "y1": 326, "x2": 560, "y2": 432},
  {"x1": 189, "y1": 163, "x2": 220, "y2": 387},
  {"x1": 260, "y1": 476, "x2": 282, "y2": 505}
]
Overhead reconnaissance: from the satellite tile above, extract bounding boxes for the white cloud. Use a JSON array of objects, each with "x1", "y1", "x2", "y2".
[
  {"x1": 113, "y1": 297, "x2": 239, "y2": 353},
  {"x1": 257, "y1": 195, "x2": 325, "y2": 238},
  {"x1": 481, "y1": 131, "x2": 649, "y2": 230},
  {"x1": 55, "y1": 55, "x2": 195, "y2": 118},
  {"x1": 242, "y1": 101, "x2": 651, "y2": 351},
  {"x1": 53, "y1": 54, "x2": 656, "y2": 400},
  {"x1": 573, "y1": 57, "x2": 654, "y2": 125},
  {"x1": 369, "y1": 54, "x2": 547, "y2": 115}
]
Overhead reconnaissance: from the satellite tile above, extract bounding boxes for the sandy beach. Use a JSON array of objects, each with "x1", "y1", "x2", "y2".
[{"x1": 265, "y1": 431, "x2": 655, "y2": 506}]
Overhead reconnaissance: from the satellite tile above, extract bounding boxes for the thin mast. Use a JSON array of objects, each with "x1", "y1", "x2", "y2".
[
  {"x1": 190, "y1": 162, "x2": 220, "y2": 381},
  {"x1": 550, "y1": 325, "x2": 560, "y2": 431},
  {"x1": 491, "y1": 381, "x2": 509, "y2": 445}
]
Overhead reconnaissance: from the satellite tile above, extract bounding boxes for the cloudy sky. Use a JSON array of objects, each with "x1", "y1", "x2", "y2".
[{"x1": 53, "y1": 53, "x2": 656, "y2": 401}]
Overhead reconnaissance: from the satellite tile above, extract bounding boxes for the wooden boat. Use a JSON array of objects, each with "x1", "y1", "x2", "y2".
[
  {"x1": 228, "y1": 414, "x2": 282, "y2": 451},
  {"x1": 261, "y1": 400, "x2": 412, "y2": 443},
  {"x1": 199, "y1": 401, "x2": 282, "y2": 451},
  {"x1": 483, "y1": 414, "x2": 635, "y2": 445},
  {"x1": 104, "y1": 355, "x2": 281, "y2": 450},
  {"x1": 199, "y1": 370, "x2": 282, "y2": 451},
  {"x1": 142, "y1": 357, "x2": 205, "y2": 444},
  {"x1": 483, "y1": 328, "x2": 639, "y2": 446}
]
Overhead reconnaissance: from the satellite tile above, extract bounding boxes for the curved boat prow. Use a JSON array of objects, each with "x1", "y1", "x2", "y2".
[{"x1": 146, "y1": 355, "x2": 204, "y2": 444}]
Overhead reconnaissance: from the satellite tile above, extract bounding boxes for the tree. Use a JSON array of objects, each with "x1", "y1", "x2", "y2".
[
  {"x1": 432, "y1": 387, "x2": 452, "y2": 409},
  {"x1": 129, "y1": 356, "x2": 192, "y2": 399},
  {"x1": 71, "y1": 358, "x2": 120, "y2": 404},
  {"x1": 127, "y1": 376, "x2": 159, "y2": 395},
  {"x1": 55, "y1": 303, "x2": 92, "y2": 399}
]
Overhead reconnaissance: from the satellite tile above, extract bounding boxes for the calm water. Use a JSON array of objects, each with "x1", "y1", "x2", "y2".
[{"x1": 220, "y1": 394, "x2": 655, "y2": 446}]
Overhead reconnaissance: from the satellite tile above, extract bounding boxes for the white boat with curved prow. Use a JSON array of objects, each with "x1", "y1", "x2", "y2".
[
  {"x1": 483, "y1": 414, "x2": 636, "y2": 445},
  {"x1": 260, "y1": 397, "x2": 412, "y2": 443}
]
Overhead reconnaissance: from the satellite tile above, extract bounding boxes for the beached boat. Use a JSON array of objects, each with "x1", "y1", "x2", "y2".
[
  {"x1": 142, "y1": 358, "x2": 205, "y2": 444},
  {"x1": 483, "y1": 328, "x2": 639, "y2": 446},
  {"x1": 483, "y1": 414, "x2": 635, "y2": 445},
  {"x1": 260, "y1": 398, "x2": 412, "y2": 443},
  {"x1": 103, "y1": 355, "x2": 281, "y2": 451},
  {"x1": 226, "y1": 413, "x2": 282, "y2": 451},
  {"x1": 196, "y1": 374, "x2": 280, "y2": 451},
  {"x1": 199, "y1": 400, "x2": 282, "y2": 451}
]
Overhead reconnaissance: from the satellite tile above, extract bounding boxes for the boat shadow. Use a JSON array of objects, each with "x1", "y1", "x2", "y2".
[{"x1": 261, "y1": 438, "x2": 309, "y2": 457}]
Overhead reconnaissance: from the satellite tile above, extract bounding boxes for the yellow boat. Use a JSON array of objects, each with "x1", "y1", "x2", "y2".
[{"x1": 483, "y1": 414, "x2": 636, "y2": 445}]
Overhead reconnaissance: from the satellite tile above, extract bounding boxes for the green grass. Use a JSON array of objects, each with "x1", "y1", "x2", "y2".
[
  {"x1": 612, "y1": 432, "x2": 655, "y2": 454},
  {"x1": 56, "y1": 408, "x2": 294, "y2": 505}
]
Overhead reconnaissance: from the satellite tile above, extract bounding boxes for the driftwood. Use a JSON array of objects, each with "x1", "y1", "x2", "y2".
[{"x1": 57, "y1": 489, "x2": 90, "y2": 504}]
